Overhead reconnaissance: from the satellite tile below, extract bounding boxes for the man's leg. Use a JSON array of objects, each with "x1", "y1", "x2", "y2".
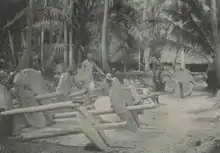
[
  {"x1": 211, "y1": 84, "x2": 218, "y2": 96},
  {"x1": 0, "y1": 109, "x2": 14, "y2": 142},
  {"x1": 4, "y1": 116, "x2": 14, "y2": 136}
]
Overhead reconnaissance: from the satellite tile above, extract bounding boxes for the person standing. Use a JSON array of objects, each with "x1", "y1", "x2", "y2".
[
  {"x1": 206, "y1": 64, "x2": 218, "y2": 95},
  {"x1": 173, "y1": 67, "x2": 194, "y2": 98},
  {"x1": 82, "y1": 53, "x2": 104, "y2": 75},
  {"x1": 81, "y1": 53, "x2": 105, "y2": 90},
  {"x1": 0, "y1": 83, "x2": 14, "y2": 140},
  {"x1": 81, "y1": 53, "x2": 105, "y2": 80},
  {"x1": 55, "y1": 63, "x2": 73, "y2": 93}
]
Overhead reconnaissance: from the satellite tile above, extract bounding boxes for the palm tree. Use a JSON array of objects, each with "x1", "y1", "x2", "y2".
[
  {"x1": 1, "y1": 0, "x2": 149, "y2": 73},
  {"x1": 17, "y1": 0, "x2": 34, "y2": 69},
  {"x1": 148, "y1": 0, "x2": 215, "y2": 63},
  {"x1": 144, "y1": 0, "x2": 220, "y2": 91},
  {"x1": 210, "y1": 0, "x2": 220, "y2": 85},
  {"x1": 1, "y1": 0, "x2": 96, "y2": 70},
  {"x1": 101, "y1": 0, "x2": 110, "y2": 72}
]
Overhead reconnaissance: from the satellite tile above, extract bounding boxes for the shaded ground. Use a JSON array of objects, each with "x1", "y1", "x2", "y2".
[{"x1": 4, "y1": 90, "x2": 220, "y2": 153}]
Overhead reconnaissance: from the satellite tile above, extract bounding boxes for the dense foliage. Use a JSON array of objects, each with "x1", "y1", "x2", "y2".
[{"x1": 149, "y1": 0, "x2": 220, "y2": 63}]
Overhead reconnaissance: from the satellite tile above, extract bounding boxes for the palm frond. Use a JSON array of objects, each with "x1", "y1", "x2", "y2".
[
  {"x1": 2, "y1": 7, "x2": 28, "y2": 31},
  {"x1": 183, "y1": 0, "x2": 205, "y2": 19},
  {"x1": 114, "y1": 12, "x2": 143, "y2": 41},
  {"x1": 147, "y1": 14, "x2": 215, "y2": 56},
  {"x1": 187, "y1": 13, "x2": 214, "y2": 52},
  {"x1": 32, "y1": 20, "x2": 62, "y2": 30},
  {"x1": 149, "y1": 37, "x2": 213, "y2": 62},
  {"x1": 33, "y1": 43, "x2": 67, "y2": 53},
  {"x1": 165, "y1": 0, "x2": 214, "y2": 51},
  {"x1": 43, "y1": 6, "x2": 65, "y2": 20}
]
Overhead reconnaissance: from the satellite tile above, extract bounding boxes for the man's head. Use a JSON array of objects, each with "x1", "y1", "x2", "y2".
[
  {"x1": 106, "y1": 73, "x2": 113, "y2": 85},
  {"x1": 87, "y1": 53, "x2": 93, "y2": 61},
  {"x1": 106, "y1": 73, "x2": 113, "y2": 80}
]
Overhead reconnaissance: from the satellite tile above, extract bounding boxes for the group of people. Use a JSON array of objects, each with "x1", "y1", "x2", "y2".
[{"x1": 55, "y1": 52, "x2": 110, "y2": 92}]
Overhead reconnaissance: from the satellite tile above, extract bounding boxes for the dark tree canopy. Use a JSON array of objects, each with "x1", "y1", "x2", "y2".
[
  {"x1": 0, "y1": 0, "x2": 27, "y2": 28},
  {"x1": 0, "y1": 0, "x2": 27, "y2": 53}
]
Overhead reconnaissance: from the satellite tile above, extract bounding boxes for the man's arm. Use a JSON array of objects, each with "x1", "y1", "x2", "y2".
[
  {"x1": 93, "y1": 62, "x2": 105, "y2": 75},
  {"x1": 81, "y1": 61, "x2": 86, "y2": 70}
]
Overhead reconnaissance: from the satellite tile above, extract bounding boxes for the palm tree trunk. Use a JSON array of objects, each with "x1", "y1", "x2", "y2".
[
  {"x1": 178, "y1": 0, "x2": 185, "y2": 69},
  {"x1": 8, "y1": 31, "x2": 16, "y2": 66},
  {"x1": 211, "y1": 0, "x2": 220, "y2": 85},
  {"x1": 101, "y1": 0, "x2": 110, "y2": 72},
  {"x1": 17, "y1": 0, "x2": 34, "y2": 69},
  {"x1": 138, "y1": 49, "x2": 141, "y2": 71},
  {"x1": 69, "y1": 0, "x2": 74, "y2": 70},
  {"x1": 40, "y1": 0, "x2": 47, "y2": 73},
  {"x1": 40, "y1": 23, "x2": 45, "y2": 72},
  {"x1": 143, "y1": 0, "x2": 148, "y2": 21},
  {"x1": 144, "y1": 48, "x2": 150, "y2": 70},
  {"x1": 142, "y1": 0, "x2": 149, "y2": 71},
  {"x1": 46, "y1": 21, "x2": 63, "y2": 68},
  {"x1": 21, "y1": 31, "x2": 26, "y2": 47},
  {"x1": 20, "y1": 31, "x2": 26, "y2": 63},
  {"x1": 63, "y1": 0, "x2": 68, "y2": 66}
]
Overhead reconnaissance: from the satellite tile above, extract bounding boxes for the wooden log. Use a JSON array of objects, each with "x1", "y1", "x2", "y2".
[
  {"x1": 55, "y1": 109, "x2": 114, "y2": 118},
  {"x1": 35, "y1": 89, "x2": 87, "y2": 101},
  {"x1": 140, "y1": 94, "x2": 159, "y2": 99},
  {"x1": 10, "y1": 120, "x2": 128, "y2": 142},
  {"x1": 69, "y1": 89, "x2": 87, "y2": 97},
  {"x1": 35, "y1": 91, "x2": 64, "y2": 101},
  {"x1": 54, "y1": 103, "x2": 156, "y2": 119},
  {"x1": 125, "y1": 87, "x2": 159, "y2": 98},
  {"x1": 0, "y1": 101, "x2": 80, "y2": 116},
  {"x1": 10, "y1": 128, "x2": 83, "y2": 141},
  {"x1": 73, "y1": 94, "x2": 97, "y2": 101},
  {"x1": 54, "y1": 117, "x2": 77, "y2": 122},
  {"x1": 2, "y1": 97, "x2": 156, "y2": 118},
  {"x1": 77, "y1": 107, "x2": 110, "y2": 151}
]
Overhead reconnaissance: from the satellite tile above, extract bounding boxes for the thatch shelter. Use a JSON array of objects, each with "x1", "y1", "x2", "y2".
[
  {"x1": 104, "y1": 47, "x2": 212, "y2": 72},
  {"x1": 160, "y1": 48, "x2": 213, "y2": 64},
  {"x1": 160, "y1": 47, "x2": 212, "y2": 72}
]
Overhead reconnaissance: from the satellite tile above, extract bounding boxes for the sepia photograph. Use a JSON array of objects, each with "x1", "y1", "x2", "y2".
[{"x1": 0, "y1": 0, "x2": 220, "y2": 152}]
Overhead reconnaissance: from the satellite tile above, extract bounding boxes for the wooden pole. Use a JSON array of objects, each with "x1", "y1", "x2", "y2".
[
  {"x1": 0, "y1": 101, "x2": 80, "y2": 115},
  {"x1": 54, "y1": 103, "x2": 156, "y2": 119},
  {"x1": 178, "y1": 0, "x2": 185, "y2": 69},
  {"x1": 35, "y1": 89, "x2": 87, "y2": 101},
  {"x1": 9, "y1": 121, "x2": 128, "y2": 141}
]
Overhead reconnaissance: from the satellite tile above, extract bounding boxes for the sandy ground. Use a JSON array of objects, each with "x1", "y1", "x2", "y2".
[{"x1": 5, "y1": 90, "x2": 220, "y2": 153}]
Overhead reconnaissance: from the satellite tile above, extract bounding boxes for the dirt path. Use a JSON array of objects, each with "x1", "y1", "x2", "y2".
[
  {"x1": 135, "y1": 92, "x2": 220, "y2": 153},
  {"x1": 104, "y1": 91, "x2": 220, "y2": 152},
  {"x1": 6, "y1": 91, "x2": 220, "y2": 153}
]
